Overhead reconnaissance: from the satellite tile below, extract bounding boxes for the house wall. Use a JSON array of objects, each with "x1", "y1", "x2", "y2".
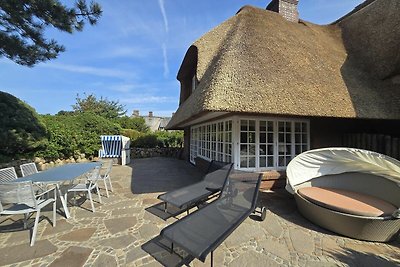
[
  {"x1": 183, "y1": 127, "x2": 191, "y2": 162},
  {"x1": 310, "y1": 117, "x2": 400, "y2": 149}
]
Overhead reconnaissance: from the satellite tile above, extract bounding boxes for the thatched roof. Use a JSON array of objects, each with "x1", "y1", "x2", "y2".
[{"x1": 167, "y1": 0, "x2": 400, "y2": 129}]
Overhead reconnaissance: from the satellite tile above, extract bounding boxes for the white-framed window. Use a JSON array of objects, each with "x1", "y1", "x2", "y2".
[
  {"x1": 190, "y1": 116, "x2": 309, "y2": 169},
  {"x1": 190, "y1": 128, "x2": 198, "y2": 163},
  {"x1": 236, "y1": 118, "x2": 309, "y2": 170},
  {"x1": 259, "y1": 120, "x2": 275, "y2": 168},
  {"x1": 189, "y1": 119, "x2": 233, "y2": 164},
  {"x1": 277, "y1": 121, "x2": 293, "y2": 167},
  {"x1": 239, "y1": 119, "x2": 256, "y2": 168},
  {"x1": 224, "y1": 120, "x2": 233, "y2": 162}
]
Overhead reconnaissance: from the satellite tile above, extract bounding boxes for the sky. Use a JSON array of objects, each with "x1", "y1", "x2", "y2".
[{"x1": 0, "y1": 0, "x2": 363, "y2": 117}]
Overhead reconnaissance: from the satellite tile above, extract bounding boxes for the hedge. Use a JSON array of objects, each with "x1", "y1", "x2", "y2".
[{"x1": 37, "y1": 113, "x2": 121, "y2": 160}]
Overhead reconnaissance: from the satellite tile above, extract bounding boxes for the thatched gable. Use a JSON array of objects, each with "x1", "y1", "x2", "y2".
[
  {"x1": 167, "y1": 1, "x2": 400, "y2": 129},
  {"x1": 338, "y1": 0, "x2": 400, "y2": 80}
]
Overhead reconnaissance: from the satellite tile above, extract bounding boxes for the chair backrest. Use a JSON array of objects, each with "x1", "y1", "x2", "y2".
[
  {"x1": 0, "y1": 167, "x2": 18, "y2": 183},
  {"x1": 20, "y1": 163, "x2": 38, "y2": 177},
  {"x1": 206, "y1": 160, "x2": 230, "y2": 173},
  {"x1": 204, "y1": 163, "x2": 234, "y2": 189},
  {"x1": 0, "y1": 182, "x2": 37, "y2": 211},
  {"x1": 101, "y1": 135, "x2": 122, "y2": 157},
  {"x1": 219, "y1": 172, "x2": 263, "y2": 211},
  {"x1": 88, "y1": 167, "x2": 101, "y2": 182},
  {"x1": 105, "y1": 160, "x2": 113, "y2": 174}
]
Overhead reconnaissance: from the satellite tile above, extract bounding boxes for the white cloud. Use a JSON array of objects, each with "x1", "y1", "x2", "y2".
[
  {"x1": 40, "y1": 63, "x2": 135, "y2": 79},
  {"x1": 104, "y1": 46, "x2": 153, "y2": 59},
  {"x1": 162, "y1": 43, "x2": 169, "y2": 78},
  {"x1": 158, "y1": 0, "x2": 169, "y2": 33},
  {"x1": 110, "y1": 84, "x2": 137, "y2": 93}
]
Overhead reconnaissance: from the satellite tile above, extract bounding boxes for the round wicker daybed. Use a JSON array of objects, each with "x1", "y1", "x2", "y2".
[{"x1": 286, "y1": 147, "x2": 400, "y2": 242}]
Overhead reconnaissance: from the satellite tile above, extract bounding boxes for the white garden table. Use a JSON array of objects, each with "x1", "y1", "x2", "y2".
[{"x1": 16, "y1": 162, "x2": 101, "y2": 219}]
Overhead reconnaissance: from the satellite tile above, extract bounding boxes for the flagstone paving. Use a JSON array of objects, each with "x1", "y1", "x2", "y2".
[{"x1": 0, "y1": 157, "x2": 399, "y2": 266}]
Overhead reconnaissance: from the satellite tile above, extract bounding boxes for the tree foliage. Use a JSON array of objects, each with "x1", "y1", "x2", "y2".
[
  {"x1": 72, "y1": 93, "x2": 127, "y2": 119},
  {"x1": 0, "y1": 91, "x2": 48, "y2": 162},
  {"x1": 114, "y1": 116, "x2": 149, "y2": 132},
  {"x1": 0, "y1": 0, "x2": 102, "y2": 66}
]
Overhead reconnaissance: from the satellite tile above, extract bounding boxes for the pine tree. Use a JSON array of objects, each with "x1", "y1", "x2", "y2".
[{"x1": 0, "y1": 0, "x2": 102, "y2": 66}]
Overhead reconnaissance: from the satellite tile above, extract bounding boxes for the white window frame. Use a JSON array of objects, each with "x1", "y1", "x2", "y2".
[
  {"x1": 189, "y1": 116, "x2": 309, "y2": 170},
  {"x1": 189, "y1": 118, "x2": 233, "y2": 164},
  {"x1": 234, "y1": 116, "x2": 310, "y2": 171}
]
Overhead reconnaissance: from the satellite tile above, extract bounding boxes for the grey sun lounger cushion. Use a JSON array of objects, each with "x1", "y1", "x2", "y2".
[
  {"x1": 158, "y1": 161, "x2": 233, "y2": 209},
  {"x1": 160, "y1": 172, "x2": 263, "y2": 262}
]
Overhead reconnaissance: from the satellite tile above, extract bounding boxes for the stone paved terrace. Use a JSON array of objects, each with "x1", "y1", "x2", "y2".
[{"x1": 0, "y1": 157, "x2": 399, "y2": 266}]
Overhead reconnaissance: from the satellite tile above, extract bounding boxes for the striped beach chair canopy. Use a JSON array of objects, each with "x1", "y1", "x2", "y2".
[{"x1": 100, "y1": 135, "x2": 130, "y2": 158}]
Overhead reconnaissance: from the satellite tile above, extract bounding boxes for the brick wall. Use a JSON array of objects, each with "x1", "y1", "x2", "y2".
[
  {"x1": 279, "y1": 0, "x2": 299, "y2": 22},
  {"x1": 266, "y1": 0, "x2": 299, "y2": 23}
]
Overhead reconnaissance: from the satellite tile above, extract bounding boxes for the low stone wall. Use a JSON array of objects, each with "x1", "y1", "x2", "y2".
[
  {"x1": 0, "y1": 155, "x2": 99, "y2": 177},
  {"x1": 131, "y1": 147, "x2": 183, "y2": 159}
]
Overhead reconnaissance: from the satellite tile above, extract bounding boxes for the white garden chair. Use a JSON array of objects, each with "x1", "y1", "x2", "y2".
[
  {"x1": 20, "y1": 162, "x2": 38, "y2": 177},
  {"x1": 0, "y1": 167, "x2": 18, "y2": 183},
  {"x1": 66, "y1": 166, "x2": 102, "y2": 212},
  {"x1": 0, "y1": 181, "x2": 57, "y2": 246},
  {"x1": 101, "y1": 160, "x2": 113, "y2": 198}
]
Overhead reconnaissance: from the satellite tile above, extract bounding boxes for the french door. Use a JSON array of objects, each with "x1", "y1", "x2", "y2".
[{"x1": 237, "y1": 118, "x2": 309, "y2": 170}]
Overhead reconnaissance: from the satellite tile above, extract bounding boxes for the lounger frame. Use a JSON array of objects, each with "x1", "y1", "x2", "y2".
[
  {"x1": 158, "y1": 161, "x2": 233, "y2": 214},
  {"x1": 160, "y1": 173, "x2": 263, "y2": 264}
]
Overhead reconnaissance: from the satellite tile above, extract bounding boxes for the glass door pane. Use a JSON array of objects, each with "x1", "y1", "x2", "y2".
[
  {"x1": 259, "y1": 120, "x2": 274, "y2": 168},
  {"x1": 277, "y1": 121, "x2": 293, "y2": 167},
  {"x1": 239, "y1": 119, "x2": 256, "y2": 168},
  {"x1": 294, "y1": 122, "x2": 309, "y2": 157}
]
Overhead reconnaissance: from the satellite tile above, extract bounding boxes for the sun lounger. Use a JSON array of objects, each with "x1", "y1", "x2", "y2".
[
  {"x1": 160, "y1": 172, "x2": 263, "y2": 265},
  {"x1": 157, "y1": 161, "x2": 233, "y2": 214}
]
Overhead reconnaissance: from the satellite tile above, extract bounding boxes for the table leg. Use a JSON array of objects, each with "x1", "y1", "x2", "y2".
[{"x1": 57, "y1": 184, "x2": 70, "y2": 219}]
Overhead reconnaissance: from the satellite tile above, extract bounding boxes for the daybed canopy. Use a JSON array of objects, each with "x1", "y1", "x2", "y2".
[{"x1": 286, "y1": 147, "x2": 400, "y2": 194}]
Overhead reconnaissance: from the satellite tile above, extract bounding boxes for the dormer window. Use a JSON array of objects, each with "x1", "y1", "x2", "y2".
[{"x1": 192, "y1": 75, "x2": 197, "y2": 92}]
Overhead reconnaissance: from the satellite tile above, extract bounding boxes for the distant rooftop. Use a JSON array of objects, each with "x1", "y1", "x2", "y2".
[{"x1": 131, "y1": 110, "x2": 172, "y2": 131}]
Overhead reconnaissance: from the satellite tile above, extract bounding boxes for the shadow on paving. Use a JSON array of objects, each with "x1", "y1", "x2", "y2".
[
  {"x1": 260, "y1": 190, "x2": 339, "y2": 236},
  {"x1": 145, "y1": 202, "x2": 188, "y2": 221},
  {"x1": 130, "y1": 157, "x2": 203, "y2": 194},
  {"x1": 141, "y1": 235, "x2": 195, "y2": 267},
  {"x1": 329, "y1": 248, "x2": 400, "y2": 267}
]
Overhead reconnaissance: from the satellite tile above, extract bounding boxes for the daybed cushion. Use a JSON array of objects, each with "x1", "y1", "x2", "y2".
[{"x1": 297, "y1": 187, "x2": 397, "y2": 217}]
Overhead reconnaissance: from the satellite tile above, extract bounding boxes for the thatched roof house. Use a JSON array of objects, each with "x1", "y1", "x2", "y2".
[
  {"x1": 167, "y1": 0, "x2": 400, "y2": 173},
  {"x1": 131, "y1": 111, "x2": 171, "y2": 132}
]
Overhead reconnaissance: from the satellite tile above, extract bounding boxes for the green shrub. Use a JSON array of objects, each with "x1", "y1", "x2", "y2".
[
  {"x1": 155, "y1": 131, "x2": 183, "y2": 148},
  {"x1": 121, "y1": 129, "x2": 142, "y2": 141},
  {"x1": 0, "y1": 91, "x2": 48, "y2": 162},
  {"x1": 131, "y1": 131, "x2": 183, "y2": 148},
  {"x1": 37, "y1": 112, "x2": 121, "y2": 159},
  {"x1": 114, "y1": 116, "x2": 148, "y2": 132},
  {"x1": 132, "y1": 134, "x2": 162, "y2": 148}
]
